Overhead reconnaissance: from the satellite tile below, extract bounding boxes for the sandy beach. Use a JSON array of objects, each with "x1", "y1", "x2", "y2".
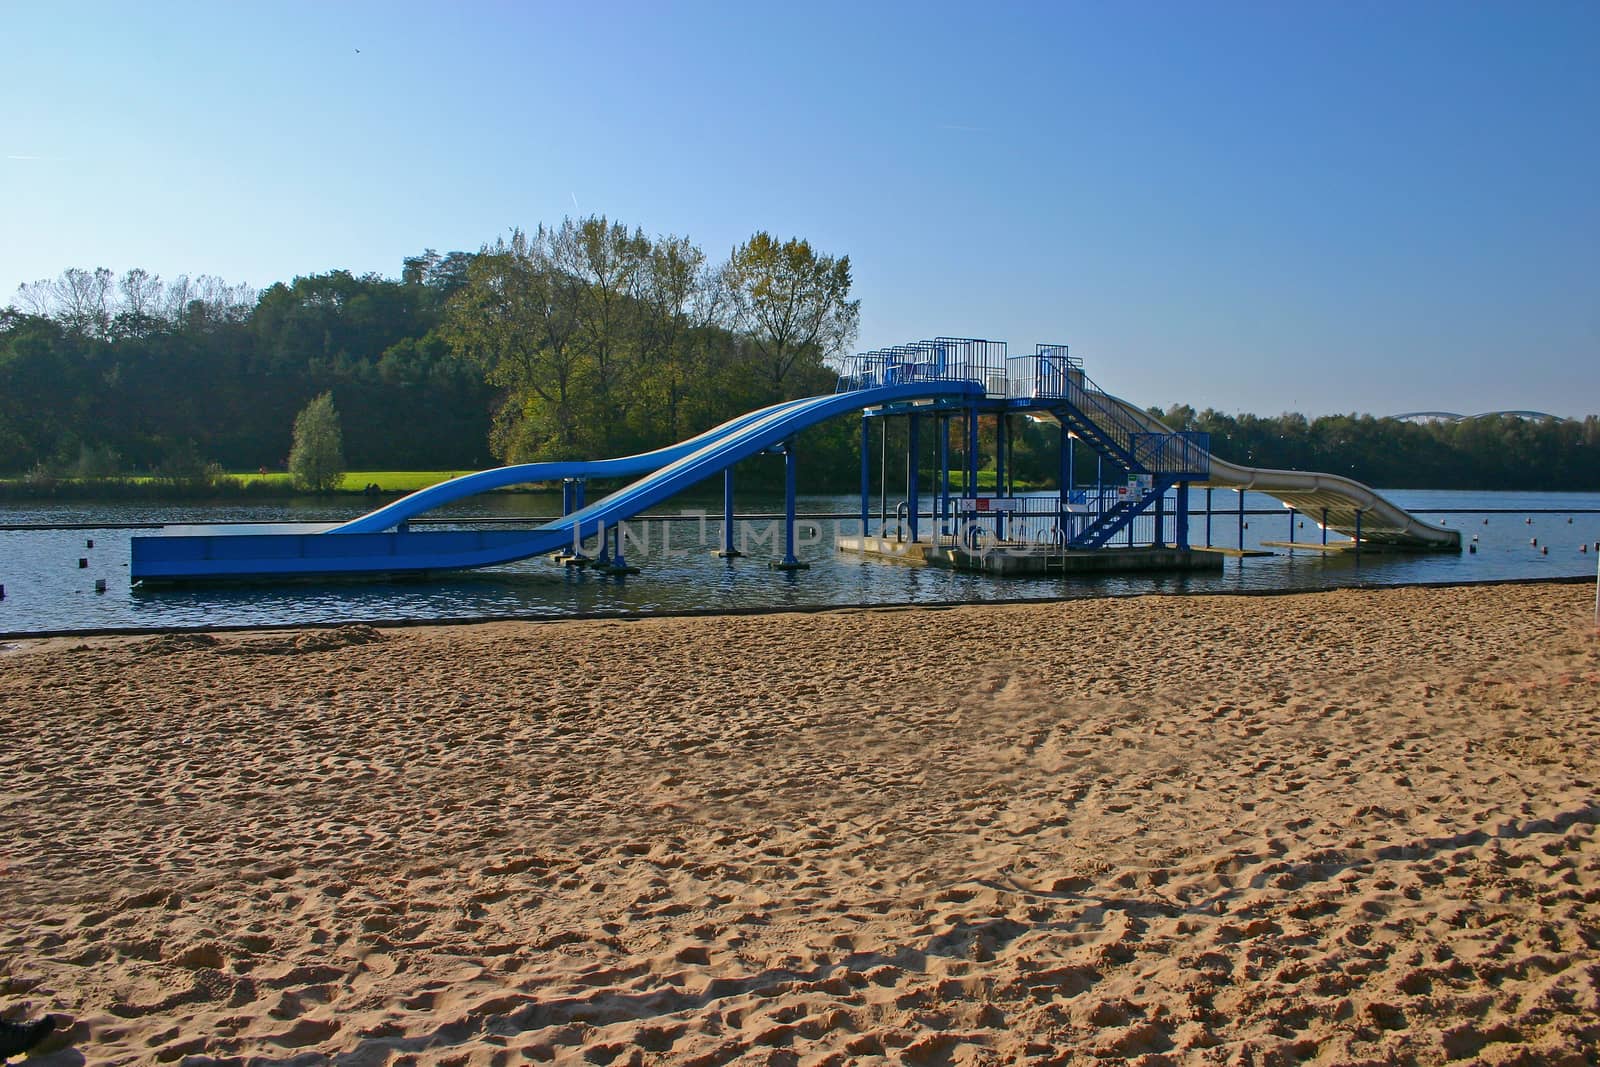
[{"x1": 2, "y1": 581, "x2": 1597, "y2": 1065}]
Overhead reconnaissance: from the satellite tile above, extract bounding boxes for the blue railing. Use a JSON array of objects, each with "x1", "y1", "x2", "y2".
[
  {"x1": 835, "y1": 337, "x2": 1007, "y2": 393},
  {"x1": 1131, "y1": 431, "x2": 1211, "y2": 478},
  {"x1": 836, "y1": 337, "x2": 1211, "y2": 480}
]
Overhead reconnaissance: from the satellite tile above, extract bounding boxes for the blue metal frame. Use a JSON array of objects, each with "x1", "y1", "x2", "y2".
[{"x1": 134, "y1": 334, "x2": 1451, "y2": 585}]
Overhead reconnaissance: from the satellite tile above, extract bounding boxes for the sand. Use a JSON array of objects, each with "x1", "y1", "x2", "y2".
[{"x1": 2, "y1": 582, "x2": 1597, "y2": 1066}]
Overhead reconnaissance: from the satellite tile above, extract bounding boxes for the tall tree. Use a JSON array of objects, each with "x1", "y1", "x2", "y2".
[
  {"x1": 727, "y1": 232, "x2": 859, "y2": 401},
  {"x1": 441, "y1": 229, "x2": 585, "y2": 461},
  {"x1": 550, "y1": 216, "x2": 650, "y2": 453},
  {"x1": 288, "y1": 391, "x2": 346, "y2": 491},
  {"x1": 636, "y1": 233, "x2": 726, "y2": 443}
]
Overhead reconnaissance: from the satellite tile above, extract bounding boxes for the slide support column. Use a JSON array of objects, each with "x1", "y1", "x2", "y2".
[
  {"x1": 1176, "y1": 481, "x2": 1190, "y2": 550},
  {"x1": 860, "y1": 414, "x2": 870, "y2": 539},
  {"x1": 773, "y1": 439, "x2": 808, "y2": 571},
  {"x1": 908, "y1": 413, "x2": 920, "y2": 543},
  {"x1": 995, "y1": 414, "x2": 1008, "y2": 541},
  {"x1": 939, "y1": 414, "x2": 950, "y2": 538},
  {"x1": 716, "y1": 467, "x2": 742, "y2": 558}
]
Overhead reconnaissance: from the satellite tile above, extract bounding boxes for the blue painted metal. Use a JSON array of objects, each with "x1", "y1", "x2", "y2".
[
  {"x1": 859, "y1": 416, "x2": 870, "y2": 538},
  {"x1": 908, "y1": 413, "x2": 920, "y2": 543},
  {"x1": 722, "y1": 468, "x2": 737, "y2": 555},
  {"x1": 938, "y1": 414, "x2": 950, "y2": 537},
  {"x1": 781, "y1": 439, "x2": 799, "y2": 567},
  {"x1": 1176, "y1": 482, "x2": 1190, "y2": 549},
  {"x1": 132, "y1": 381, "x2": 982, "y2": 582},
  {"x1": 328, "y1": 398, "x2": 811, "y2": 535}
]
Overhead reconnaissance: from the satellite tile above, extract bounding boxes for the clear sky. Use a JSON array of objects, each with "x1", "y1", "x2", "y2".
[{"x1": 4, "y1": 1, "x2": 1596, "y2": 417}]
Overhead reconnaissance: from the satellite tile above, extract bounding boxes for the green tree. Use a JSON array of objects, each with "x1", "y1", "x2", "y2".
[
  {"x1": 440, "y1": 228, "x2": 585, "y2": 462},
  {"x1": 727, "y1": 232, "x2": 860, "y2": 401},
  {"x1": 288, "y1": 391, "x2": 345, "y2": 491}
]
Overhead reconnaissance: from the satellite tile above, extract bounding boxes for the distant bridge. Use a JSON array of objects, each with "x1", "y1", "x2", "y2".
[{"x1": 1390, "y1": 410, "x2": 1569, "y2": 424}]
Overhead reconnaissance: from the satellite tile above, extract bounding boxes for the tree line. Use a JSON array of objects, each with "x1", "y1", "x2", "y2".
[
  {"x1": 0, "y1": 218, "x2": 860, "y2": 488},
  {"x1": 2, "y1": 219, "x2": 1596, "y2": 493}
]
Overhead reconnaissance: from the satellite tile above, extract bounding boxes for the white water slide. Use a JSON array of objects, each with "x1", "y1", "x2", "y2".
[{"x1": 1096, "y1": 394, "x2": 1460, "y2": 550}]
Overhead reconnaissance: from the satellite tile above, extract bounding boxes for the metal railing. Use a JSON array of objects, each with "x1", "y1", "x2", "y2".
[
  {"x1": 835, "y1": 337, "x2": 1007, "y2": 393},
  {"x1": 922, "y1": 488, "x2": 1173, "y2": 551},
  {"x1": 1006, "y1": 344, "x2": 1084, "y2": 399},
  {"x1": 1131, "y1": 431, "x2": 1211, "y2": 478}
]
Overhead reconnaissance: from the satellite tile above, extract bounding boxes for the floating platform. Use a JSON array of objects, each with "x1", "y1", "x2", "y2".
[
  {"x1": 1192, "y1": 545, "x2": 1277, "y2": 558},
  {"x1": 1259, "y1": 539, "x2": 1354, "y2": 553},
  {"x1": 838, "y1": 537, "x2": 1223, "y2": 577}
]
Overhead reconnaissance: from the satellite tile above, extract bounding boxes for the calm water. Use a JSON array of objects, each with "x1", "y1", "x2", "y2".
[{"x1": 2, "y1": 489, "x2": 1598, "y2": 636}]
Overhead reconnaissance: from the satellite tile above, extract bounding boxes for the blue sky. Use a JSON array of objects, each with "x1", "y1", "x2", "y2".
[{"x1": 4, "y1": 1, "x2": 1596, "y2": 417}]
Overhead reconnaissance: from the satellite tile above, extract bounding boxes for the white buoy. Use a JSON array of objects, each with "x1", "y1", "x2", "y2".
[
  {"x1": 1542, "y1": 546, "x2": 1548, "y2": 555},
  {"x1": 1531, "y1": 537, "x2": 1538, "y2": 546}
]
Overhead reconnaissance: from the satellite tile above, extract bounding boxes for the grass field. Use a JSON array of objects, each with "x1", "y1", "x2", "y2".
[{"x1": 224, "y1": 471, "x2": 488, "y2": 492}]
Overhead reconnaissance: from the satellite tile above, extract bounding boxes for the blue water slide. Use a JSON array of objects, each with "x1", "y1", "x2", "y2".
[
  {"x1": 331, "y1": 396, "x2": 813, "y2": 534},
  {"x1": 131, "y1": 381, "x2": 980, "y2": 582}
]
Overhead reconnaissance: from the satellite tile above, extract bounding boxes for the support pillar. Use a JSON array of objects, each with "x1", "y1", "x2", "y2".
[
  {"x1": 1205, "y1": 486, "x2": 1214, "y2": 547},
  {"x1": 1321, "y1": 506, "x2": 1329, "y2": 546},
  {"x1": 1238, "y1": 488, "x2": 1246, "y2": 550},
  {"x1": 715, "y1": 467, "x2": 742, "y2": 558},
  {"x1": 772, "y1": 439, "x2": 808, "y2": 571},
  {"x1": 1057, "y1": 422, "x2": 1069, "y2": 547},
  {"x1": 860, "y1": 415, "x2": 870, "y2": 540},
  {"x1": 1354, "y1": 509, "x2": 1363, "y2": 556},
  {"x1": 1154, "y1": 484, "x2": 1165, "y2": 547},
  {"x1": 966, "y1": 405, "x2": 979, "y2": 497},
  {"x1": 995, "y1": 413, "x2": 1008, "y2": 542},
  {"x1": 908, "y1": 413, "x2": 920, "y2": 543},
  {"x1": 561, "y1": 479, "x2": 574, "y2": 516},
  {"x1": 1176, "y1": 482, "x2": 1190, "y2": 550},
  {"x1": 574, "y1": 480, "x2": 586, "y2": 510},
  {"x1": 607, "y1": 524, "x2": 639, "y2": 574},
  {"x1": 939, "y1": 414, "x2": 950, "y2": 539},
  {"x1": 879, "y1": 416, "x2": 888, "y2": 536},
  {"x1": 1289, "y1": 507, "x2": 1296, "y2": 547}
]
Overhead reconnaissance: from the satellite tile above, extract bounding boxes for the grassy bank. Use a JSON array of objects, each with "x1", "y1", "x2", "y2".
[{"x1": 0, "y1": 470, "x2": 504, "y2": 501}]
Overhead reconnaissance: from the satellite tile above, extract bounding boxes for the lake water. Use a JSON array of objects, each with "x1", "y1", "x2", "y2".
[{"x1": 2, "y1": 489, "x2": 1598, "y2": 636}]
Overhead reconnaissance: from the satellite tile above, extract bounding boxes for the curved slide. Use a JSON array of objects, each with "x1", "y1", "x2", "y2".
[
  {"x1": 330, "y1": 396, "x2": 814, "y2": 534},
  {"x1": 1097, "y1": 394, "x2": 1459, "y2": 549},
  {"x1": 132, "y1": 380, "x2": 982, "y2": 581}
]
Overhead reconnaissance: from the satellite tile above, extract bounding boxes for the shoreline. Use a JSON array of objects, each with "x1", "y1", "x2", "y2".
[
  {"x1": 3, "y1": 572, "x2": 1596, "y2": 644},
  {"x1": 4, "y1": 581, "x2": 1598, "y2": 1063}
]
